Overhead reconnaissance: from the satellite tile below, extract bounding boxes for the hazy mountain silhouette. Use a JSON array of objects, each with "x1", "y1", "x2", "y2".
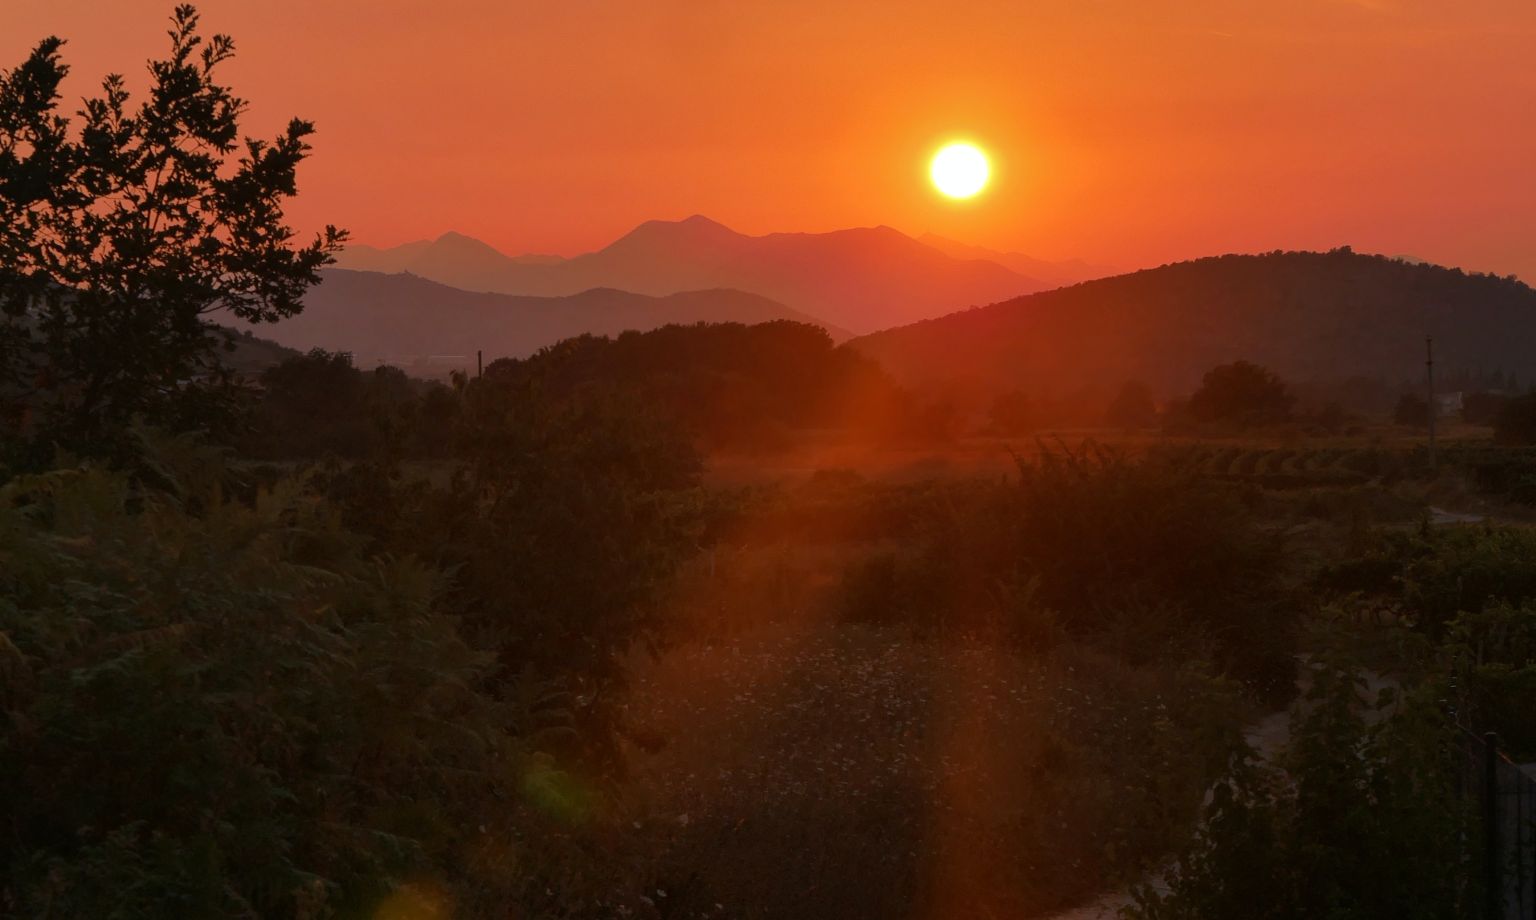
[
  {"x1": 334, "y1": 216, "x2": 1047, "y2": 333},
  {"x1": 849, "y1": 250, "x2": 1536, "y2": 397},
  {"x1": 339, "y1": 232, "x2": 566, "y2": 292},
  {"x1": 916, "y1": 233, "x2": 1111, "y2": 287},
  {"x1": 228, "y1": 269, "x2": 845, "y2": 373}
]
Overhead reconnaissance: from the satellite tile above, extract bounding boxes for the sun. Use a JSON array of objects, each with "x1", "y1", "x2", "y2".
[{"x1": 930, "y1": 142, "x2": 990, "y2": 199}]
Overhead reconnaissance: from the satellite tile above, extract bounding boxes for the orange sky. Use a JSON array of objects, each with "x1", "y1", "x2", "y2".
[{"x1": 4, "y1": 1, "x2": 1534, "y2": 278}]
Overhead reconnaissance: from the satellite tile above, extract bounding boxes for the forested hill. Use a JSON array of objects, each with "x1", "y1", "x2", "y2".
[
  {"x1": 848, "y1": 250, "x2": 1536, "y2": 398},
  {"x1": 482, "y1": 321, "x2": 918, "y2": 447}
]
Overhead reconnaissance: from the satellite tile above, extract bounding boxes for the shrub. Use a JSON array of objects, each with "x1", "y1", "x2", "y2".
[
  {"x1": 1442, "y1": 601, "x2": 1536, "y2": 759},
  {"x1": 835, "y1": 446, "x2": 1298, "y2": 699},
  {"x1": 1011, "y1": 447, "x2": 1297, "y2": 699},
  {"x1": 1129, "y1": 664, "x2": 1475, "y2": 920},
  {"x1": 1186, "y1": 361, "x2": 1294, "y2": 428},
  {"x1": 0, "y1": 433, "x2": 511, "y2": 917},
  {"x1": 1398, "y1": 526, "x2": 1536, "y2": 637}
]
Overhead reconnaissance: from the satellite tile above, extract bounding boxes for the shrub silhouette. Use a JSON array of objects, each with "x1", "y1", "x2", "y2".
[{"x1": 1186, "y1": 361, "x2": 1294, "y2": 428}]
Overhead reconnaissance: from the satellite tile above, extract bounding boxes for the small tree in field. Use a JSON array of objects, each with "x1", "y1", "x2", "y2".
[
  {"x1": 1186, "y1": 360, "x2": 1294, "y2": 428},
  {"x1": 0, "y1": 5, "x2": 344, "y2": 460}
]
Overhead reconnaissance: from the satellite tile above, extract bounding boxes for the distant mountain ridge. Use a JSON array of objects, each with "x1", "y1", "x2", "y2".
[
  {"x1": 916, "y1": 233, "x2": 1111, "y2": 287},
  {"x1": 334, "y1": 216, "x2": 1053, "y2": 333},
  {"x1": 848, "y1": 250, "x2": 1536, "y2": 398},
  {"x1": 229, "y1": 269, "x2": 846, "y2": 376}
]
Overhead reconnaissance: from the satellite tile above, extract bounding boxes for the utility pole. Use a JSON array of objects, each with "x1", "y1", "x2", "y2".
[
  {"x1": 477, "y1": 349, "x2": 483, "y2": 378},
  {"x1": 1426, "y1": 336, "x2": 1437, "y2": 472}
]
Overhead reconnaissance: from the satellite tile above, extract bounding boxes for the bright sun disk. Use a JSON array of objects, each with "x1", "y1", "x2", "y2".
[{"x1": 930, "y1": 142, "x2": 989, "y2": 199}]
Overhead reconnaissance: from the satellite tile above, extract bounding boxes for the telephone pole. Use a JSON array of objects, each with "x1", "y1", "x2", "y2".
[{"x1": 1426, "y1": 336, "x2": 1437, "y2": 472}]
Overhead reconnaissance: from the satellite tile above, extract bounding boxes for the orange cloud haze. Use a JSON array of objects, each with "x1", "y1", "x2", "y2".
[{"x1": 4, "y1": 0, "x2": 1534, "y2": 278}]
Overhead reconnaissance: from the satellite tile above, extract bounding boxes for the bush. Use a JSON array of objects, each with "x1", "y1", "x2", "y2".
[
  {"x1": 1397, "y1": 526, "x2": 1536, "y2": 637},
  {"x1": 314, "y1": 379, "x2": 705, "y2": 768},
  {"x1": 1442, "y1": 601, "x2": 1536, "y2": 759},
  {"x1": 1012, "y1": 447, "x2": 1297, "y2": 699},
  {"x1": 1129, "y1": 664, "x2": 1475, "y2": 920},
  {"x1": 0, "y1": 433, "x2": 512, "y2": 917},
  {"x1": 835, "y1": 446, "x2": 1298, "y2": 699},
  {"x1": 1186, "y1": 361, "x2": 1294, "y2": 428}
]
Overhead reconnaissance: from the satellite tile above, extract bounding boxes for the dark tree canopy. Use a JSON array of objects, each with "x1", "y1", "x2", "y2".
[
  {"x1": 483, "y1": 320, "x2": 917, "y2": 448},
  {"x1": 0, "y1": 5, "x2": 344, "y2": 460},
  {"x1": 245, "y1": 348, "x2": 441, "y2": 460},
  {"x1": 1186, "y1": 361, "x2": 1294, "y2": 427}
]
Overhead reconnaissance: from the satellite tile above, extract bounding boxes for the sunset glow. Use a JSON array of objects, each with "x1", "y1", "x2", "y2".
[{"x1": 5, "y1": 0, "x2": 1533, "y2": 280}]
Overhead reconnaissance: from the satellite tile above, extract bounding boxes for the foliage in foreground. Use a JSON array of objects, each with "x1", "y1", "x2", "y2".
[
  {"x1": 1321, "y1": 522, "x2": 1536, "y2": 640},
  {"x1": 0, "y1": 433, "x2": 502, "y2": 916},
  {"x1": 1129, "y1": 663, "x2": 1475, "y2": 920},
  {"x1": 0, "y1": 431, "x2": 668, "y2": 918},
  {"x1": 1330, "y1": 520, "x2": 1536, "y2": 759},
  {"x1": 314, "y1": 369, "x2": 706, "y2": 759}
]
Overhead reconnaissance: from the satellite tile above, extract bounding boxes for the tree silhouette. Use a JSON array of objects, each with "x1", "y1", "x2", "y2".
[
  {"x1": 0, "y1": 5, "x2": 344, "y2": 460},
  {"x1": 1187, "y1": 361, "x2": 1294, "y2": 427}
]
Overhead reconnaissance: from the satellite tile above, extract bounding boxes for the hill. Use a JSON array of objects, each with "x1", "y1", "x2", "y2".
[
  {"x1": 848, "y1": 249, "x2": 1536, "y2": 400},
  {"x1": 333, "y1": 216, "x2": 1045, "y2": 333},
  {"x1": 216, "y1": 329, "x2": 302, "y2": 377},
  {"x1": 227, "y1": 269, "x2": 844, "y2": 377}
]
